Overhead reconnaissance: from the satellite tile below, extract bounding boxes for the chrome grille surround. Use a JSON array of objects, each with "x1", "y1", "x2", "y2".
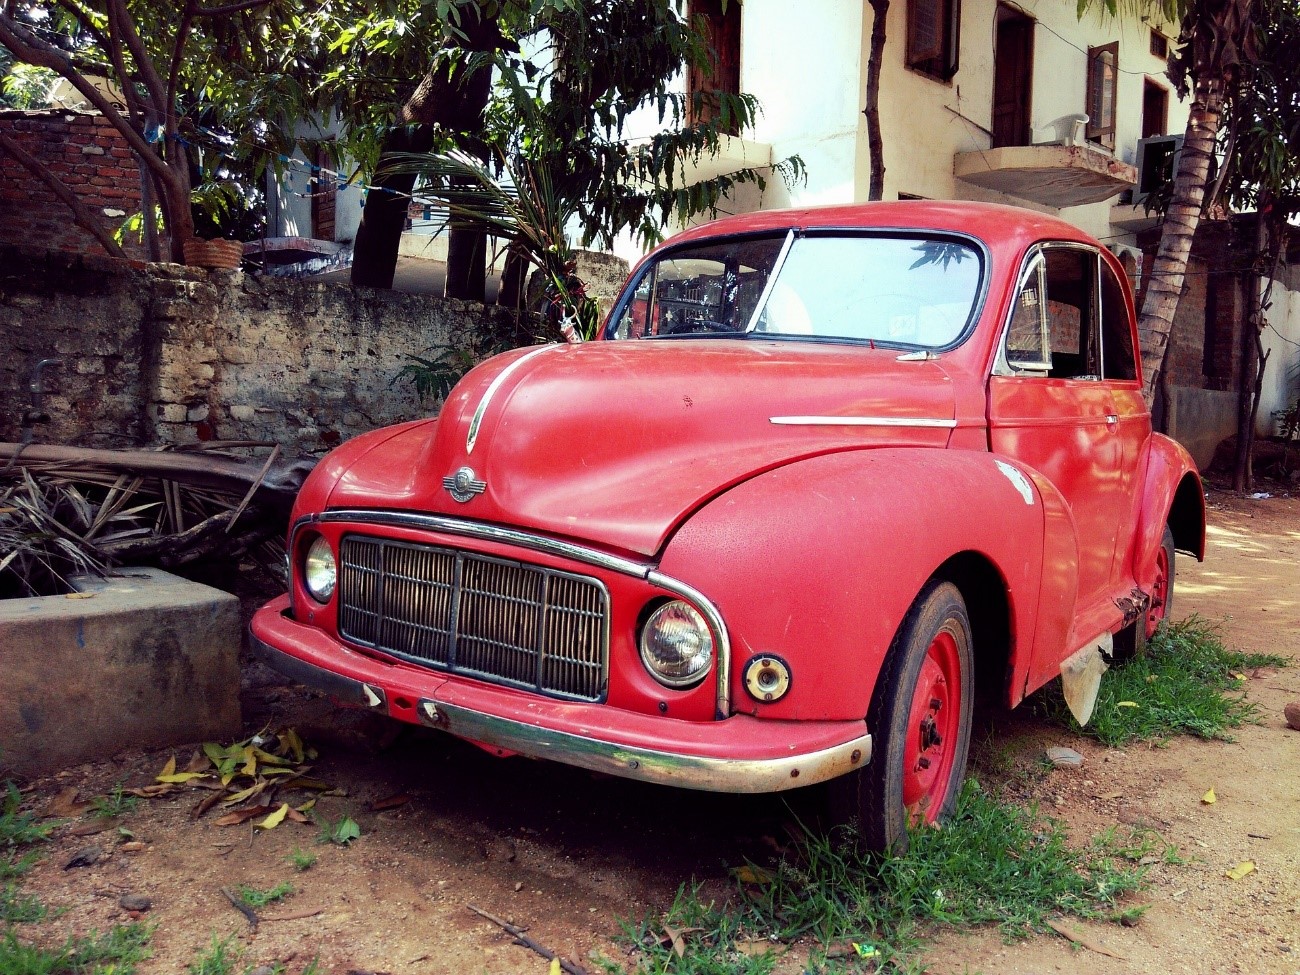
[{"x1": 337, "y1": 535, "x2": 609, "y2": 702}]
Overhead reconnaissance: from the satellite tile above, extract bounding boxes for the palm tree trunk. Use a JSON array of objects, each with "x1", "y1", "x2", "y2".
[{"x1": 1138, "y1": 73, "x2": 1225, "y2": 404}]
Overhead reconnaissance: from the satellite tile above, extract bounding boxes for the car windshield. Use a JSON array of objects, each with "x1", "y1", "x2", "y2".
[{"x1": 607, "y1": 232, "x2": 983, "y2": 348}]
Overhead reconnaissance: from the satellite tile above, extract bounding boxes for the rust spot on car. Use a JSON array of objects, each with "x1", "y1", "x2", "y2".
[{"x1": 1114, "y1": 587, "x2": 1149, "y2": 627}]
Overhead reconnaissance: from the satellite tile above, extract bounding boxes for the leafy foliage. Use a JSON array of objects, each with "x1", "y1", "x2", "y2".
[{"x1": 316, "y1": 814, "x2": 361, "y2": 847}]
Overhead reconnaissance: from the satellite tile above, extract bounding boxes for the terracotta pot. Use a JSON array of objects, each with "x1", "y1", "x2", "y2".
[{"x1": 182, "y1": 237, "x2": 245, "y2": 270}]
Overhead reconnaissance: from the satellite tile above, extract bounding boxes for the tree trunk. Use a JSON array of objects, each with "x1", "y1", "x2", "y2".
[
  {"x1": 863, "y1": 0, "x2": 889, "y2": 201},
  {"x1": 446, "y1": 220, "x2": 488, "y2": 302},
  {"x1": 350, "y1": 4, "x2": 505, "y2": 291},
  {"x1": 349, "y1": 125, "x2": 436, "y2": 289},
  {"x1": 1138, "y1": 74, "x2": 1226, "y2": 403}
]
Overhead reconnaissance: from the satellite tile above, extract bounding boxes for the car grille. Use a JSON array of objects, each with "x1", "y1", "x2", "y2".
[{"x1": 337, "y1": 536, "x2": 608, "y2": 701}]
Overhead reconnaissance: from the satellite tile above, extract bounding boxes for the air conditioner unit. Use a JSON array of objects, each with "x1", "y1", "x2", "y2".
[{"x1": 1133, "y1": 135, "x2": 1183, "y2": 205}]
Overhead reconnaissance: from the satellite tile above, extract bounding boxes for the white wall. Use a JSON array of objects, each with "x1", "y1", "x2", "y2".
[{"x1": 1261, "y1": 275, "x2": 1300, "y2": 431}]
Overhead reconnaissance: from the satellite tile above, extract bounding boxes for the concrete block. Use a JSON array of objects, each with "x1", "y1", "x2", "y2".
[{"x1": 0, "y1": 569, "x2": 241, "y2": 776}]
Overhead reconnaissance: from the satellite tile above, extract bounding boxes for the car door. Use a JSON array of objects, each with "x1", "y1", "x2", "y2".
[{"x1": 987, "y1": 244, "x2": 1130, "y2": 654}]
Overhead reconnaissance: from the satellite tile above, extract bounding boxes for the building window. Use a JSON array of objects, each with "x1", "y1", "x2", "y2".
[
  {"x1": 687, "y1": 0, "x2": 742, "y2": 135},
  {"x1": 1142, "y1": 79, "x2": 1168, "y2": 139},
  {"x1": 1149, "y1": 29, "x2": 1169, "y2": 59},
  {"x1": 1086, "y1": 42, "x2": 1118, "y2": 150},
  {"x1": 907, "y1": 0, "x2": 961, "y2": 82}
]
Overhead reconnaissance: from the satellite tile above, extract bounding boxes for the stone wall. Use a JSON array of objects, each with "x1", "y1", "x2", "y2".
[
  {"x1": 0, "y1": 110, "x2": 145, "y2": 260},
  {"x1": 0, "y1": 245, "x2": 524, "y2": 454}
]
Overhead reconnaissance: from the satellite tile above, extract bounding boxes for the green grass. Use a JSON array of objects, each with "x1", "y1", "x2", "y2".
[
  {"x1": 235, "y1": 882, "x2": 293, "y2": 910},
  {"x1": 89, "y1": 785, "x2": 139, "y2": 821},
  {"x1": 1, "y1": 782, "x2": 56, "y2": 849},
  {"x1": 0, "y1": 922, "x2": 151, "y2": 974},
  {"x1": 187, "y1": 935, "x2": 240, "y2": 975},
  {"x1": 1037, "y1": 617, "x2": 1290, "y2": 746},
  {"x1": 315, "y1": 814, "x2": 360, "y2": 847},
  {"x1": 1, "y1": 852, "x2": 40, "y2": 883},
  {"x1": 1, "y1": 884, "x2": 46, "y2": 924},
  {"x1": 285, "y1": 847, "x2": 317, "y2": 872},
  {"x1": 611, "y1": 780, "x2": 1163, "y2": 973}
]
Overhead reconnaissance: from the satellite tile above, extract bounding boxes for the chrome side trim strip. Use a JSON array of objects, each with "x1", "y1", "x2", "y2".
[
  {"x1": 466, "y1": 344, "x2": 556, "y2": 454},
  {"x1": 418, "y1": 699, "x2": 873, "y2": 794},
  {"x1": 648, "y1": 570, "x2": 733, "y2": 720},
  {"x1": 769, "y1": 415, "x2": 958, "y2": 428},
  {"x1": 308, "y1": 510, "x2": 651, "y2": 578}
]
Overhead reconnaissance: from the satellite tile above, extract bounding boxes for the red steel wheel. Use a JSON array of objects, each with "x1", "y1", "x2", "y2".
[
  {"x1": 831, "y1": 579, "x2": 973, "y2": 852},
  {"x1": 1145, "y1": 526, "x2": 1175, "y2": 639}
]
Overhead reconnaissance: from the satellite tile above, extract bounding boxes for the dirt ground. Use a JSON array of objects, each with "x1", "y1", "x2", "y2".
[{"x1": 8, "y1": 487, "x2": 1300, "y2": 975}]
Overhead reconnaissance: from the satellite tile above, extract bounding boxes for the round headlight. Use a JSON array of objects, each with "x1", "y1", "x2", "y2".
[
  {"x1": 303, "y1": 536, "x2": 337, "y2": 602},
  {"x1": 639, "y1": 600, "x2": 714, "y2": 687}
]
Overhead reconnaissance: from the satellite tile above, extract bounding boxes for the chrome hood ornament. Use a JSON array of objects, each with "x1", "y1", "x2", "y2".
[{"x1": 443, "y1": 466, "x2": 486, "y2": 503}]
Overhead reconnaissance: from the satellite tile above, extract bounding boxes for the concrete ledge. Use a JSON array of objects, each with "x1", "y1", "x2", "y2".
[{"x1": 0, "y1": 568, "x2": 241, "y2": 775}]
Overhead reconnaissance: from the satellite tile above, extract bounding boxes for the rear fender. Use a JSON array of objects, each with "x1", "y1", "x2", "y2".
[
  {"x1": 658, "y1": 448, "x2": 1071, "y2": 720},
  {"x1": 1130, "y1": 434, "x2": 1205, "y2": 592}
]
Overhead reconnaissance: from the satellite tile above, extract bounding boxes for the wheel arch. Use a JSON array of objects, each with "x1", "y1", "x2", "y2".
[
  {"x1": 933, "y1": 551, "x2": 1012, "y2": 708},
  {"x1": 1168, "y1": 472, "x2": 1206, "y2": 560}
]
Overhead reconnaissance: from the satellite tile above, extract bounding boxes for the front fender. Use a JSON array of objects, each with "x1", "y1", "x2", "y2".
[{"x1": 658, "y1": 448, "x2": 1065, "y2": 721}]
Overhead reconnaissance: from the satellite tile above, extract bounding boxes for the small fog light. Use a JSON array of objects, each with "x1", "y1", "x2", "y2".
[{"x1": 742, "y1": 654, "x2": 792, "y2": 703}]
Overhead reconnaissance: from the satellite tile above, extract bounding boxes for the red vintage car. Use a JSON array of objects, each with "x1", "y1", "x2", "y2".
[{"x1": 251, "y1": 201, "x2": 1205, "y2": 850}]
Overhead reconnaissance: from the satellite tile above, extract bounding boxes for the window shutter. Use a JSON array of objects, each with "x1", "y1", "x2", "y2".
[{"x1": 1086, "y1": 42, "x2": 1119, "y2": 146}]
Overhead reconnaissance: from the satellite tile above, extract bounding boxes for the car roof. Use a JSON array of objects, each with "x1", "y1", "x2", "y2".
[{"x1": 663, "y1": 200, "x2": 1099, "y2": 251}]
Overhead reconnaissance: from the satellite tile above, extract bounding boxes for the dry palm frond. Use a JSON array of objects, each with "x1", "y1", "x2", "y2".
[{"x1": 0, "y1": 442, "x2": 312, "y2": 598}]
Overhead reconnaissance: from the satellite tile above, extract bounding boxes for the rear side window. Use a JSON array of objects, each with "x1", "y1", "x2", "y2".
[{"x1": 1100, "y1": 262, "x2": 1137, "y2": 380}]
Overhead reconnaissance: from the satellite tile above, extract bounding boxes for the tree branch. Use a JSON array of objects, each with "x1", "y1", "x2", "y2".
[
  {"x1": 194, "y1": 0, "x2": 275, "y2": 16},
  {"x1": 0, "y1": 130, "x2": 127, "y2": 259},
  {"x1": 0, "y1": 16, "x2": 161, "y2": 175},
  {"x1": 104, "y1": 0, "x2": 167, "y2": 117}
]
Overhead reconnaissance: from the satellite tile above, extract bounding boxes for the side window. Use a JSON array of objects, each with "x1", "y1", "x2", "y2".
[
  {"x1": 1100, "y1": 261, "x2": 1137, "y2": 380},
  {"x1": 1002, "y1": 246, "x2": 1113, "y2": 380},
  {"x1": 908, "y1": 0, "x2": 961, "y2": 81},
  {"x1": 1043, "y1": 248, "x2": 1099, "y2": 379},
  {"x1": 1004, "y1": 257, "x2": 1050, "y2": 371}
]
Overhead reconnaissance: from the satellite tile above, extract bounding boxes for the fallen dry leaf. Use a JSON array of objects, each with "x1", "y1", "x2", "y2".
[
  {"x1": 64, "y1": 592, "x2": 95, "y2": 599},
  {"x1": 731, "y1": 864, "x2": 775, "y2": 885},
  {"x1": 1225, "y1": 861, "x2": 1257, "y2": 881},
  {"x1": 43, "y1": 786, "x2": 89, "y2": 818},
  {"x1": 1201, "y1": 788, "x2": 1217, "y2": 805},
  {"x1": 371, "y1": 793, "x2": 413, "y2": 812},
  {"x1": 734, "y1": 940, "x2": 779, "y2": 958},
  {"x1": 661, "y1": 924, "x2": 704, "y2": 958},
  {"x1": 215, "y1": 805, "x2": 274, "y2": 827},
  {"x1": 255, "y1": 803, "x2": 290, "y2": 830}
]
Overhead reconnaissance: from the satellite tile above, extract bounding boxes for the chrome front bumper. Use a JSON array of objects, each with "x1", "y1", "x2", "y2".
[{"x1": 251, "y1": 597, "x2": 872, "y2": 794}]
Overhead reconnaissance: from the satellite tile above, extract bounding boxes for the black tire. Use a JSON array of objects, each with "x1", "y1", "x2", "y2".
[
  {"x1": 1112, "y1": 525, "x2": 1175, "y2": 663},
  {"x1": 830, "y1": 579, "x2": 974, "y2": 852}
]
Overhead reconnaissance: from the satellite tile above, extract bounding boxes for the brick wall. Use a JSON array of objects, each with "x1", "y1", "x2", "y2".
[
  {"x1": 0, "y1": 245, "x2": 527, "y2": 455},
  {"x1": 0, "y1": 110, "x2": 145, "y2": 260}
]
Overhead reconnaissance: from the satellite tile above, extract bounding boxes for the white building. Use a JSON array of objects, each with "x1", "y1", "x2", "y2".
[{"x1": 624, "y1": 0, "x2": 1186, "y2": 260}]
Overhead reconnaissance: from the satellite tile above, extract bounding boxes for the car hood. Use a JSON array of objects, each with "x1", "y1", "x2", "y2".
[{"x1": 325, "y1": 340, "x2": 957, "y2": 557}]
